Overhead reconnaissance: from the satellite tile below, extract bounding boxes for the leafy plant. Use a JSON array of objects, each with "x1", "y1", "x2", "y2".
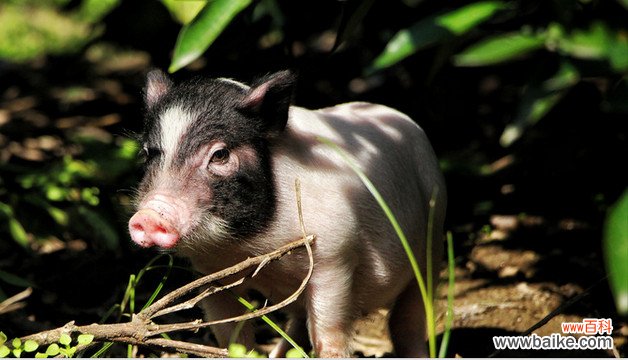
[
  {"x1": 0, "y1": 332, "x2": 39, "y2": 358},
  {"x1": 0, "y1": 0, "x2": 120, "y2": 62},
  {"x1": 603, "y1": 188, "x2": 628, "y2": 316},
  {"x1": 0, "y1": 137, "x2": 139, "y2": 251},
  {"x1": 0, "y1": 331, "x2": 93, "y2": 358}
]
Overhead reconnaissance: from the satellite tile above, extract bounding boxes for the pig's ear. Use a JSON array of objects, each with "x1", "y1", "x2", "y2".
[
  {"x1": 145, "y1": 69, "x2": 173, "y2": 108},
  {"x1": 239, "y1": 70, "x2": 296, "y2": 133}
]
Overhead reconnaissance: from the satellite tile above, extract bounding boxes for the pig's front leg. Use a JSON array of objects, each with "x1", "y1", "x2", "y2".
[
  {"x1": 199, "y1": 291, "x2": 255, "y2": 350},
  {"x1": 268, "y1": 316, "x2": 308, "y2": 358},
  {"x1": 306, "y1": 261, "x2": 356, "y2": 357}
]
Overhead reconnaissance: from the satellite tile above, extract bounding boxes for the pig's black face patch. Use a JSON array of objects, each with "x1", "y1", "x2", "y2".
[
  {"x1": 138, "y1": 72, "x2": 294, "y2": 243},
  {"x1": 207, "y1": 140, "x2": 275, "y2": 239}
]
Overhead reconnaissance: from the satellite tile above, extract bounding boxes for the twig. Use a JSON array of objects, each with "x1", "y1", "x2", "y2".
[
  {"x1": 0, "y1": 287, "x2": 32, "y2": 315},
  {"x1": 20, "y1": 236, "x2": 315, "y2": 356},
  {"x1": 147, "y1": 234, "x2": 315, "y2": 337}
]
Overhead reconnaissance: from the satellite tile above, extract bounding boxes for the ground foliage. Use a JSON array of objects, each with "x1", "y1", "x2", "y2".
[{"x1": 0, "y1": 0, "x2": 626, "y2": 357}]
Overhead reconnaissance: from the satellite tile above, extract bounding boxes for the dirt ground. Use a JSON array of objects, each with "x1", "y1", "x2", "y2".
[{"x1": 1, "y1": 52, "x2": 626, "y2": 357}]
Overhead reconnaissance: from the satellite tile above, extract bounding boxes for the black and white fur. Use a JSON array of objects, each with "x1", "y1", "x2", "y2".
[{"x1": 129, "y1": 70, "x2": 447, "y2": 357}]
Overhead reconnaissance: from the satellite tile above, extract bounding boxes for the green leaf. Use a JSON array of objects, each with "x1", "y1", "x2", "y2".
[
  {"x1": 76, "y1": 0, "x2": 121, "y2": 23},
  {"x1": 62, "y1": 346, "x2": 76, "y2": 357},
  {"x1": 436, "y1": 1, "x2": 505, "y2": 36},
  {"x1": 12, "y1": 338, "x2": 21, "y2": 348},
  {"x1": 8, "y1": 217, "x2": 29, "y2": 248},
  {"x1": 76, "y1": 334, "x2": 94, "y2": 346},
  {"x1": 169, "y1": 0, "x2": 252, "y2": 73},
  {"x1": 161, "y1": 0, "x2": 206, "y2": 24},
  {"x1": 0, "y1": 270, "x2": 33, "y2": 288},
  {"x1": 77, "y1": 206, "x2": 119, "y2": 250},
  {"x1": 286, "y1": 348, "x2": 305, "y2": 358},
  {"x1": 228, "y1": 343, "x2": 247, "y2": 358},
  {"x1": 45, "y1": 344, "x2": 59, "y2": 356},
  {"x1": 35, "y1": 352, "x2": 48, "y2": 358},
  {"x1": 558, "y1": 22, "x2": 610, "y2": 60},
  {"x1": 369, "y1": 17, "x2": 449, "y2": 73},
  {"x1": 0, "y1": 332, "x2": 7, "y2": 345},
  {"x1": 455, "y1": 32, "x2": 546, "y2": 66},
  {"x1": 608, "y1": 30, "x2": 628, "y2": 72},
  {"x1": 603, "y1": 188, "x2": 628, "y2": 315},
  {"x1": 12, "y1": 348, "x2": 22, "y2": 358},
  {"x1": 501, "y1": 61, "x2": 578, "y2": 147},
  {"x1": 23, "y1": 340, "x2": 38, "y2": 353},
  {"x1": 0, "y1": 345, "x2": 9, "y2": 358},
  {"x1": 59, "y1": 334, "x2": 71, "y2": 346},
  {"x1": 369, "y1": 1, "x2": 504, "y2": 72},
  {"x1": 0, "y1": 202, "x2": 14, "y2": 217},
  {"x1": 333, "y1": 0, "x2": 376, "y2": 52}
]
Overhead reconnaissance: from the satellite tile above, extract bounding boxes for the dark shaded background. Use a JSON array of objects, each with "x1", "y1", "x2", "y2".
[{"x1": 0, "y1": 0, "x2": 626, "y2": 357}]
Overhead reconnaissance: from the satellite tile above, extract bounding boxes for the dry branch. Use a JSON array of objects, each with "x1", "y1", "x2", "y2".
[{"x1": 20, "y1": 235, "x2": 315, "y2": 357}]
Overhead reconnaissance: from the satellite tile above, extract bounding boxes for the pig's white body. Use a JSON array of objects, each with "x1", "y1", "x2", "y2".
[{"x1": 182, "y1": 102, "x2": 446, "y2": 357}]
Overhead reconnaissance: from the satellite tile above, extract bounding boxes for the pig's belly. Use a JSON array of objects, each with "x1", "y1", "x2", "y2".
[{"x1": 245, "y1": 252, "x2": 413, "y2": 315}]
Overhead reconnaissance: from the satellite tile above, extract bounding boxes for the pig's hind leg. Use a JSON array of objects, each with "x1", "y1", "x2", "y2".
[{"x1": 388, "y1": 280, "x2": 429, "y2": 357}]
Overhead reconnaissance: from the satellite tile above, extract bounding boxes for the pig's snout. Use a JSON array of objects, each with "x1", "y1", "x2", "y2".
[{"x1": 129, "y1": 209, "x2": 180, "y2": 248}]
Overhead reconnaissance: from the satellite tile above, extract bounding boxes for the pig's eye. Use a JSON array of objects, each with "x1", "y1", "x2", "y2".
[
  {"x1": 210, "y1": 148, "x2": 230, "y2": 164},
  {"x1": 142, "y1": 146, "x2": 161, "y2": 163}
]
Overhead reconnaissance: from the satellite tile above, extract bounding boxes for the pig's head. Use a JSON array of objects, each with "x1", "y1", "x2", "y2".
[{"x1": 128, "y1": 70, "x2": 296, "y2": 250}]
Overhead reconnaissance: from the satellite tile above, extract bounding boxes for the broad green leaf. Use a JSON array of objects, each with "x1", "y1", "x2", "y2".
[
  {"x1": 59, "y1": 333, "x2": 71, "y2": 346},
  {"x1": 369, "y1": 1, "x2": 504, "y2": 72},
  {"x1": 35, "y1": 352, "x2": 48, "y2": 358},
  {"x1": 77, "y1": 206, "x2": 119, "y2": 250},
  {"x1": 603, "y1": 188, "x2": 628, "y2": 315},
  {"x1": 0, "y1": 270, "x2": 32, "y2": 288},
  {"x1": 23, "y1": 340, "x2": 38, "y2": 352},
  {"x1": 12, "y1": 348, "x2": 22, "y2": 358},
  {"x1": 369, "y1": 17, "x2": 449, "y2": 73},
  {"x1": 169, "y1": 0, "x2": 252, "y2": 73},
  {"x1": 161, "y1": 0, "x2": 206, "y2": 24},
  {"x1": 0, "y1": 332, "x2": 6, "y2": 345},
  {"x1": 45, "y1": 344, "x2": 59, "y2": 356},
  {"x1": 333, "y1": 0, "x2": 376, "y2": 52},
  {"x1": 455, "y1": 32, "x2": 546, "y2": 66},
  {"x1": 558, "y1": 22, "x2": 610, "y2": 60},
  {"x1": 12, "y1": 338, "x2": 21, "y2": 348},
  {"x1": 0, "y1": 345, "x2": 10, "y2": 358},
  {"x1": 76, "y1": 0, "x2": 121, "y2": 23},
  {"x1": 501, "y1": 61, "x2": 579, "y2": 147},
  {"x1": 608, "y1": 30, "x2": 628, "y2": 71},
  {"x1": 77, "y1": 334, "x2": 94, "y2": 346},
  {"x1": 8, "y1": 218, "x2": 29, "y2": 248},
  {"x1": 0, "y1": 202, "x2": 14, "y2": 217},
  {"x1": 436, "y1": 1, "x2": 505, "y2": 36}
]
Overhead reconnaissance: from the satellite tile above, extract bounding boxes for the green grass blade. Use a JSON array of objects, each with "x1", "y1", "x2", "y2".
[
  {"x1": 237, "y1": 297, "x2": 309, "y2": 358},
  {"x1": 438, "y1": 232, "x2": 455, "y2": 358}
]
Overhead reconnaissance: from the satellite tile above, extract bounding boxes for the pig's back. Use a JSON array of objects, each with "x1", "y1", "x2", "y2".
[{"x1": 261, "y1": 102, "x2": 445, "y2": 310}]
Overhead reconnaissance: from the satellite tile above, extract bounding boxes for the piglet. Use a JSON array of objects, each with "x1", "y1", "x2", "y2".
[{"x1": 128, "y1": 70, "x2": 446, "y2": 357}]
